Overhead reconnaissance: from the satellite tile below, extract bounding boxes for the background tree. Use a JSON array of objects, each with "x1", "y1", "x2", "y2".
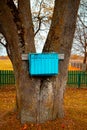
[
  {"x1": 0, "y1": 0, "x2": 80, "y2": 123},
  {"x1": 72, "y1": 0, "x2": 87, "y2": 64}
]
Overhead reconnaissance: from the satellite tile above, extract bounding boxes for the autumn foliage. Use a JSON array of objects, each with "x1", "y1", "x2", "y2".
[
  {"x1": 68, "y1": 65, "x2": 81, "y2": 71},
  {"x1": 0, "y1": 86, "x2": 87, "y2": 130}
]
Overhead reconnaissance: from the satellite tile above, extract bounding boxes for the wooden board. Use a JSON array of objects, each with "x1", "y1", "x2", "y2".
[{"x1": 21, "y1": 54, "x2": 64, "y2": 60}]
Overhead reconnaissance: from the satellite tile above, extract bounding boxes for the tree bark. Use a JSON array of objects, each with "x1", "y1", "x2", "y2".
[
  {"x1": 43, "y1": 0, "x2": 80, "y2": 118},
  {"x1": 18, "y1": 0, "x2": 35, "y2": 53}
]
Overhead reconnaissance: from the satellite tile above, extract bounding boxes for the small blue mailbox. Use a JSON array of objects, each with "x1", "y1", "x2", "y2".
[{"x1": 28, "y1": 53, "x2": 59, "y2": 76}]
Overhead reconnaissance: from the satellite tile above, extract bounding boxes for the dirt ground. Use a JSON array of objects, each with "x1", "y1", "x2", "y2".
[{"x1": 0, "y1": 85, "x2": 87, "y2": 130}]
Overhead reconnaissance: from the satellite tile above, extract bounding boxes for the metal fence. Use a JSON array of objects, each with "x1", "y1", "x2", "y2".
[
  {"x1": 67, "y1": 71, "x2": 87, "y2": 88},
  {"x1": 0, "y1": 70, "x2": 87, "y2": 88},
  {"x1": 0, "y1": 70, "x2": 15, "y2": 86}
]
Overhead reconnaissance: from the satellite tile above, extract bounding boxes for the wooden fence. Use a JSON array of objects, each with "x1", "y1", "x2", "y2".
[{"x1": 0, "y1": 70, "x2": 87, "y2": 88}]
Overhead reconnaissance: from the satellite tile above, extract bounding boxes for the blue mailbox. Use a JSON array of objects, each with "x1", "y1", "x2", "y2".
[{"x1": 28, "y1": 53, "x2": 59, "y2": 76}]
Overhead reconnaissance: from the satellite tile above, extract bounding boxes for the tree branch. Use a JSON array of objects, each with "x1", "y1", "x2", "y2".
[
  {"x1": 0, "y1": 41, "x2": 6, "y2": 48},
  {"x1": 34, "y1": 0, "x2": 44, "y2": 36},
  {"x1": 0, "y1": 1, "x2": 21, "y2": 61},
  {"x1": 78, "y1": 15, "x2": 87, "y2": 28},
  {"x1": 18, "y1": 0, "x2": 35, "y2": 53},
  {"x1": 7, "y1": 0, "x2": 18, "y2": 20},
  {"x1": 7, "y1": 0, "x2": 25, "y2": 49}
]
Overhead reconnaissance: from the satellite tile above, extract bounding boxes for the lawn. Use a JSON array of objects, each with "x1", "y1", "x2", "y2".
[{"x1": 0, "y1": 86, "x2": 87, "y2": 130}]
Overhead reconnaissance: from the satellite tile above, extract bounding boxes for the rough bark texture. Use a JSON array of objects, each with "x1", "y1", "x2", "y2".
[
  {"x1": 0, "y1": 0, "x2": 80, "y2": 123},
  {"x1": 18, "y1": 0, "x2": 35, "y2": 53},
  {"x1": 43, "y1": 0, "x2": 80, "y2": 119}
]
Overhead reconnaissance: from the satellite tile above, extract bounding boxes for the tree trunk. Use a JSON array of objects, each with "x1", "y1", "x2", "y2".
[
  {"x1": 17, "y1": 0, "x2": 80, "y2": 123},
  {"x1": 83, "y1": 52, "x2": 87, "y2": 64},
  {"x1": 82, "y1": 52, "x2": 87, "y2": 71},
  {"x1": 15, "y1": 65, "x2": 65, "y2": 123},
  {"x1": 0, "y1": 0, "x2": 80, "y2": 124}
]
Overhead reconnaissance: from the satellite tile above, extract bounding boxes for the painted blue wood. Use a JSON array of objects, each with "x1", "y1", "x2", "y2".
[{"x1": 28, "y1": 53, "x2": 59, "y2": 76}]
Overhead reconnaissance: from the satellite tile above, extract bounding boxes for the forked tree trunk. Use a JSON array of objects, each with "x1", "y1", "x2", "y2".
[
  {"x1": 0, "y1": 0, "x2": 80, "y2": 124},
  {"x1": 15, "y1": 62, "x2": 66, "y2": 123},
  {"x1": 16, "y1": 0, "x2": 80, "y2": 123}
]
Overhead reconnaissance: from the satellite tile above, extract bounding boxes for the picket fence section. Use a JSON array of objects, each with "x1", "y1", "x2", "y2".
[
  {"x1": 67, "y1": 71, "x2": 87, "y2": 87},
  {"x1": 0, "y1": 70, "x2": 87, "y2": 88},
  {"x1": 0, "y1": 70, "x2": 15, "y2": 86}
]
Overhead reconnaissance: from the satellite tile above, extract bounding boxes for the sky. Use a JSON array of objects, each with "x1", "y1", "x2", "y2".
[{"x1": 0, "y1": 46, "x2": 7, "y2": 56}]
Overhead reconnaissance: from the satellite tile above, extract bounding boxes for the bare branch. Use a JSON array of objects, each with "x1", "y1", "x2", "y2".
[
  {"x1": 34, "y1": 0, "x2": 43, "y2": 36},
  {"x1": 77, "y1": 15, "x2": 87, "y2": 28},
  {"x1": 0, "y1": 34, "x2": 6, "y2": 47},
  {"x1": 0, "y1": 41, "x2": 6, "y2": 48}
]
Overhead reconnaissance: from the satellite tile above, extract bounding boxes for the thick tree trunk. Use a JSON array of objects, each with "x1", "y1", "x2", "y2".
[
  {"x1": 0, "y1": 0, "x2": 80, "y2": 124},
  {"x1": 15, "y1": 65, "x2": 65, "y2": 123}
]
